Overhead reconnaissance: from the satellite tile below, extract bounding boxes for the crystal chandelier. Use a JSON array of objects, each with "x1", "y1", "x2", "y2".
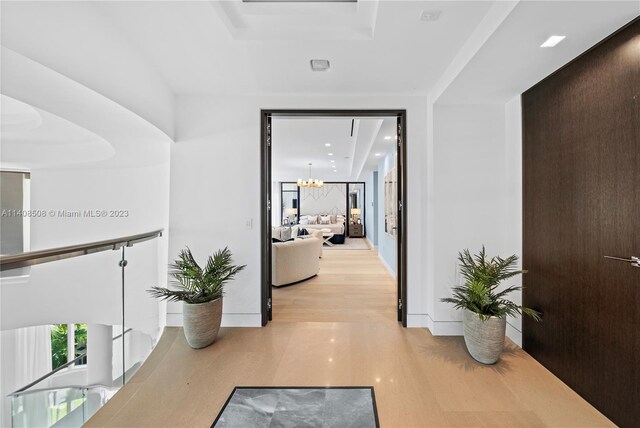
[{"x1": 297, "y1": 163, "x2": 324, "y2": 188}]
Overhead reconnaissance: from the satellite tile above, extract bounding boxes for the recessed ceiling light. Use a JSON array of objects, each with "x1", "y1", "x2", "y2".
[
  {"x1": 328, "y1": 153, "x2": 333, "y2": 156},
  {"x1": 540, "y1": 35, "x2": 566, "y2": 48},
  {"x1": 310, "y1": 59, "x2": 330, "y2": 72},
  {"x1": 375, "y1": 153, "x2": 382, "y2": 157},
  {"x1": 420, "y1": 10, "x2": 441, "y2": 22},
  {"x1": 330, "y1": 160, "x2": 335, "y2": 163},
  {"x1": 333, "y1": 170, "x2": 338, "y2": 173},
  {"x1": 325, "y1": 143, "x2": 331, "y2": 147},
  {"x1": 384, "y1": 136, "x2": 392, "y2": 140}
]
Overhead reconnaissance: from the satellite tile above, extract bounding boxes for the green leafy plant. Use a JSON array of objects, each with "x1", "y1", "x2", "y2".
[
  {"x1": 50, "y1": 324, "x2": 87, "y2": 369},
  {"x1": 148, "y1": 247, "x2": 246, "y2": 304},
  {"x1": 441, "y1": 246, "x2": 541, "y2": 321}
]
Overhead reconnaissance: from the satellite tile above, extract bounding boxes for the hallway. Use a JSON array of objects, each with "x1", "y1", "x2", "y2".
[
  {"x1": 87, "y1": 250, "x2": 611, "y2": 427},
  {"x1": 272, "y1": 249, "x2": 396, "y2": 323}
]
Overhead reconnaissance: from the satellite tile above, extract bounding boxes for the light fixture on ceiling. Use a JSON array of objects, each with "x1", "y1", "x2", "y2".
[
  {"x1": 328, "y1": 152, "x2": 334, "y2": 156},
  {"x1": 330, "y1": 160, "x2": 335, "y2": 163},
  {"x1": 540, "y1": 35, "x2": 566, "y2": 48},
  {"x1": 325, "y1": 143, "x2": 331, "y2": 147},
  {"x1": 310, "y1": 59, "x2": 330, "y2": 72},
  {"x1": 297, "y1": 163, "x2": 323, "y2": 188},
  {"x1": 375, "y1": 153, "x2": 382, "y2": 157},
  {"x1": 420, "y1": 10, "x2": 442, "y2": 22},
  {"x1": 384, "y1": 136, "x2": 392, "y2": 140}
]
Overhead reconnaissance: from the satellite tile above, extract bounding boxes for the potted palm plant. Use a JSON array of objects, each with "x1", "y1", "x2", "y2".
[
  {"x1": 441, "y1": 246, "x2": 541, "y2": 364},
  {"x1": 148, "y1": 247, "x2": 245, "y2": 349}
]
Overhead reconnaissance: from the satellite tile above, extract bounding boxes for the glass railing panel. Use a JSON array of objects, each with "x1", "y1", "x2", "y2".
[
  {"x1": 11, "y1": 387, "x2": 86, "y2": 428},
  {"x1": 1, "y1": 248, "x2": 122, "y2": 428},
  {"x1": 121, "y1": 238, "x2": 161, "y2": 384},
  {"x1": 1, "y1": 231, "x2": 163, "y2": 427},
  {"x1": 82, "y1": 385, "x2": 118, "y2": 422}
]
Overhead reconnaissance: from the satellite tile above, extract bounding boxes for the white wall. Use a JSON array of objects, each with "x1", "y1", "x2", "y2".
[
  {"x1": 377, "y1": 150, "x2": 397, "y2": 276},
  {"x1": 169, "y1": 94, "x2": 428, "y2": 327},
  {"x1": 426, "y1": 101, "x2": 522, "y2": 343},
  {"x1": 271, "y1": 181, "x2": 281, "y2": 227},
  {"x1": 504, "y1": 95, "x2": 523, "y2": 345},
  {"x1": 300, "y1": 184, "x2": 346, "y2": 216},
  {"x1": 363, "y1": 171, "x2": 376, "y2": 247}
]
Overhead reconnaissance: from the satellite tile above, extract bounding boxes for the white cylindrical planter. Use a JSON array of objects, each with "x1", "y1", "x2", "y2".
[
  {"x1": 462, "y1": 309, "x2": 506, "y2": 365},
  {"x1": 87, "y1": 324, "x2": 113, "y2": 385},
  {"x1": 182, "y1": 299, "x2": 223, "y2": 349}
]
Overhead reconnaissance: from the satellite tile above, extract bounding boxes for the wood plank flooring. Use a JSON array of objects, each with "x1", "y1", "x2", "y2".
[
  {"x1": 87, "y1": 249, "x2": 612, "y2": 427},
  {"x1": 271, "y1": 248, "x2": 396, "y2": 323}
]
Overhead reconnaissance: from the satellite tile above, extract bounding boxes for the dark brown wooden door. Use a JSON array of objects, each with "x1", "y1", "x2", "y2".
[{"x1": 522, "y1": 19, "x2": 639, "y2": 427}]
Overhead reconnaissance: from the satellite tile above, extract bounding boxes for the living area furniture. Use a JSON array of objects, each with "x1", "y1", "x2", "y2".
[
  {"x1": 349, "y1": 223, "x2": 364, "y2": 238},
  {"x1": 298, "y1": 215, "x2": 346, "y2": 244},
  {"x1": 272, "y1": 234, "x2": 322, "y2": 287},
  {"x1": 321, "y1": 229, "x2": 334, "y2": 247}
]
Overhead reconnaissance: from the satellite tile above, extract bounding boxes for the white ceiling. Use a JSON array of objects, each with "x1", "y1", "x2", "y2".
[
  {"x1": 89, "y1": 0, "x2": 494, "y2": 95},
  {"x1": 0, "y1": 95, "x2": 114, "y2": 169},
  {"x1": 272, "y1": 116, "x2": 396, "y2": 182},
  {"x1": 437, "y1": 1, "x2": 640, "y2": 104}
]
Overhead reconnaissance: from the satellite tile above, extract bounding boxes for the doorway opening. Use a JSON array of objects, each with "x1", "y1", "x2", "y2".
[{"x1": 260, "y1": 110, "x2": 407, "y2": 326}]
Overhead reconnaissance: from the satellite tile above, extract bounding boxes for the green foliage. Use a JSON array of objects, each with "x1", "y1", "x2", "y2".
[
  {"x1": 441, "y1": 246, "x2": 542, "y2": 322},
  {"x1": 148, "y1": 247, "x2": 246, "y2": 304},
  {"x1": 51, "y1": 324, "x2": 68, "y2": 369},
  {"x1": 50, "y1": 324, "x2": 87, "y2": 369}
]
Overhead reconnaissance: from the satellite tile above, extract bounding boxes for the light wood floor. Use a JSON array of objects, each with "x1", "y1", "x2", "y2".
[
  {"x1": 271, "y1": 248, "x2": 396, "y2": 323},
  {"x1": 88, "y1": 250, "x2": 612, "y2": 427}
]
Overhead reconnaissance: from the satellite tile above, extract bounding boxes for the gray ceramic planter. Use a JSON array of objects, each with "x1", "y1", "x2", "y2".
[
  {"x1": 183, "y1": 298, "x2": 223, "y2": 349},
  {"x1": 463, "y1": 309, "x2": 506, "y2": 365}
]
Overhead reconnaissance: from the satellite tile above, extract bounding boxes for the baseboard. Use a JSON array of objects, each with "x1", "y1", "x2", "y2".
[
  {"x1": 166, "y1": 312, "x2": 262, "y2": 327},
  {"x1": 377, "y1": 253, "x2": 396, "y2": 278},
  {"x1": 407, "y1": 314, "x2": 430, "y2": 328},
  {"x1": 421, "y1": 314, "x2": 522, "y2": 346},
  {"x1": 419, "y1": 314, "x2": 463, "y2": 336},
  {"x1": 365, "y1": 237, "x2": 377, "y2": 250}
]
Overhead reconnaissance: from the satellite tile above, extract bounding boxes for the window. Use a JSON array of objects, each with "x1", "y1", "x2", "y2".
[{"x1": 50, "y1": 324, "x2": 87, "y2": 369}]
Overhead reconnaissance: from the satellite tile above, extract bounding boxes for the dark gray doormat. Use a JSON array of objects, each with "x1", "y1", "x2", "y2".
[{"x1": 212, "y1": 387, "x2": 380, "y2": 428}]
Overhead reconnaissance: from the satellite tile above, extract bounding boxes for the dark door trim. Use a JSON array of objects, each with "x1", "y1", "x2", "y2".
[{"x1": 260, "y1": 109, "x2": 408, "y2": 327}]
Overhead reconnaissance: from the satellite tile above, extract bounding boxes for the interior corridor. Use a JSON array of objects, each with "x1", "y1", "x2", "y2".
[
  {"x1": 272, "y1": 249, "x2": 396, "y2": 323},
  {"x1": 87, "y1": 251, "x2": 611, "y2": 427}
]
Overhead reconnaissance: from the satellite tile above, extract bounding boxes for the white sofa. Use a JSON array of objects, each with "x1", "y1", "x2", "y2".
[{"x1": 272, "y1": 232, "x2": 322, "y2": 287}]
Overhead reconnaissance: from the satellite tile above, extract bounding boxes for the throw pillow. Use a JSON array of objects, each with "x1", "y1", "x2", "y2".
[
  {"x1": 272, "y1": 227, "x2": 282, "y2": 241},
  {"x1": 330, "y1": 215, "x2": 337, "y2": 224},
  {"x1": 280, "y1": 227, "x2": 292, "y2": 241},
  {"x1": 299, "y1": 217, "x2": 309, "y2": 225},
  {"x1": 320, "y1": 215, "x2": 330, "y2": 224},
  {"x1": 290, "y1": 225, "x2": 299, "y2": 239},
  {"x1": 308, "y1": 215, "x2": 317, "y2": 225}
]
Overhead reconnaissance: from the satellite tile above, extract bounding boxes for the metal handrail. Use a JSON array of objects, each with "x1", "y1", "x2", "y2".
[
  {"x1": 10, "y1": 328, "x2": 132, "y2": 395},
  {"x1": 0, "y1": 229, "x2": 163, "y2": 271},
  {"x1": 9, "y1": 383, "x2": 116, "y2": 397}
]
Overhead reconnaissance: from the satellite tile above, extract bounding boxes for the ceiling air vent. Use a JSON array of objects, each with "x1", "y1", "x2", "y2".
[
  {"x1": 310, "y1": 59, "x2": 330, "y2": 72},
  {"x1": 420, "y1": 10, "x2": 442, "y2": 22}
]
